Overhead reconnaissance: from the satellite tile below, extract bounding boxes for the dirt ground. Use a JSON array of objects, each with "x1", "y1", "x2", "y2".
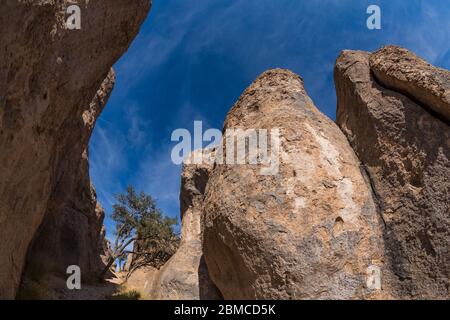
[{"x1": 17, "y1": 266, "x2": 158, "y2": 300}]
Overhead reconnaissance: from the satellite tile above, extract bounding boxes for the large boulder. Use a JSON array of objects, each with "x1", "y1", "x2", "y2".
[
  {"x1": 202, "y1": 69, "x2": 390, "y2": 299},
  {"x1": 148, "y1": 149, "x2": 222, "y2": 300},
  {"x1": 335, "y1": 46, "x2": 450, "y2": 299},
  {"x1": 0, "y1": 0, "x2": 151, "y2": 299}
]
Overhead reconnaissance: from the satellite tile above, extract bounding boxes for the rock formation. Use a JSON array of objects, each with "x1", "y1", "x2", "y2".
[
  {"x1": 369, "y1": 46, "x2": 450, "y2": 122},
  {"x1": 147, "y1": 149, "x2": 222, "y2": 300},
  {"x1": 201, "y1": 69, "x2": 390, "y2": 299},
  {"x1": 335, "y1": 46, "x2": 449, "y2": 299},
  {"x1": 23, "y1": 71, "x2": 115, "y2": 281},
  {"x1": 0, "y1": 0, "x2": 447, "y2": 301},
  {"x1": 151, "y1": 46, "x2": 449, "y2": 300},
  {"x1": 124, "y1": 266, "x2": 157, "y2": 296},
  {"x1": 0, "y1": 0, "x2": 151, "y2": 299}
]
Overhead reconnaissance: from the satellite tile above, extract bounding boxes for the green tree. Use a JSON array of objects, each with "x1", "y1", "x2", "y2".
[{"x1": 100, "y1": 186, "x2": 179, "y2": 278}]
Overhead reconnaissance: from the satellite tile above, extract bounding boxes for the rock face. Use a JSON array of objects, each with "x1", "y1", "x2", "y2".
[
  {"x1": 335, "y1": 46, "x2": 450, "y2": 299},
  {"x1": 0, "y1": 0, "x2": 151, "y2": 299},
  {"x1": 24, "y1": 71, "x2": 114, "y2": 281},
  {"x1": 124, "y1": 266, "x2": 157, "y2": 296},
  {"x1": 202, "y1": 69, "x2": 389, "y2": 299},
  {"x1": 148, "y1": 150, "x2": 222, "y2": 300},
  {"x1": 369, "y1": 46, "x2": 450, "y2": 122}
]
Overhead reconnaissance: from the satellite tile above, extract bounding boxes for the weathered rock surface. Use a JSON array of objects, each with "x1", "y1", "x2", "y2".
[
  {"x1": 202, "y1": 69, "x2": 389, "y2": 299},
  {"x1": 369, "y1": 46, "x2": 450, "y2": 122},
  {"x1": 24, "y1": 71, "x2": 115, "y2": 281},
  {"x1": 335, "y1": 46, "x2": 450, "y2": 299},
  {"x1": 148, "y1": 150, "x2": 222, "y2": 300},
  {"x1": 124, "y1": 266, "x2": 157, "y2": 297},
  {"x1": 0, "y1": 0, "x2": 151, "y2": 299}
]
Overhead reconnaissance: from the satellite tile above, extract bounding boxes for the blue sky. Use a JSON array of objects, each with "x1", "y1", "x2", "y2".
[{"x1": 89, "y1": 0, "x2": 450, "y2": 239}]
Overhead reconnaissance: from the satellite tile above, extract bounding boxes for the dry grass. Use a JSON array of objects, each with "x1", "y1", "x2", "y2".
[{"x1": 106, "y1": 287, "x2": 142, "y2": 300}]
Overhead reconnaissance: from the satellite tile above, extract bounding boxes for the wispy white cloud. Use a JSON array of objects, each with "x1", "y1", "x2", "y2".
[
  {"x1": 116, "y1": 2, "x2": 206, "y2": 93},
  {"x1": 125, "y1": 102, "x2": 152, "y2": 149},
  {"x1": 89, "y1": 123, "x2": 127, "y2": 208},
  {"x1": 90, "y1": 0, "x2": 450, "y2": 239},
  {"x1": 386, "y1": 1, "x2": 450, "y2": 64},
  {"x1": 133, "y1": 144, "x2": 182, "y2": 222}
]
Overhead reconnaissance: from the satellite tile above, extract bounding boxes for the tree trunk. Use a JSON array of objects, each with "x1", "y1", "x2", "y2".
[{"x1": 99, "y1": 256, "x2": 116, "y2": 280}]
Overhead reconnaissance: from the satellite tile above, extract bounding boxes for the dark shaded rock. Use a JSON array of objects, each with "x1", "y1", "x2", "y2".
[{"x1": 24, "y1": 71, "x2": 115, "y2": 281}]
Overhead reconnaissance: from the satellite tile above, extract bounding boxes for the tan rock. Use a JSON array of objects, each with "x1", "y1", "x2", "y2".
[
  {"x1": 123, "y1": 266, "x2": 157, "y2": 297},
  {"x1": 0, "y1": 0, "x2": 151, "y2": 299},
  {"x1": 148, "y1": 149, "x2": 222, "y2": 300},
  {"x1": 369, "y1": 45, "x2": 450, "y2": 122},
  {"x1": 335, "y1": 47, "x2": 450, "y2": 299},
  {"x1": 202, "y1": 69, "x2": 389, "y2": 299},
  {"x1": 24, "y1": 71, "x2": 115, "y2": 281}
]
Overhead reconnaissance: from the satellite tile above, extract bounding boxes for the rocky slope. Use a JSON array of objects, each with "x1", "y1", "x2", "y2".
[
  {"x1": 0, "y1": 0, "x2": 151, "y2": 299},
  {"x1": 335, "y1": 46, "x2": 449, "y2": 299}
]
